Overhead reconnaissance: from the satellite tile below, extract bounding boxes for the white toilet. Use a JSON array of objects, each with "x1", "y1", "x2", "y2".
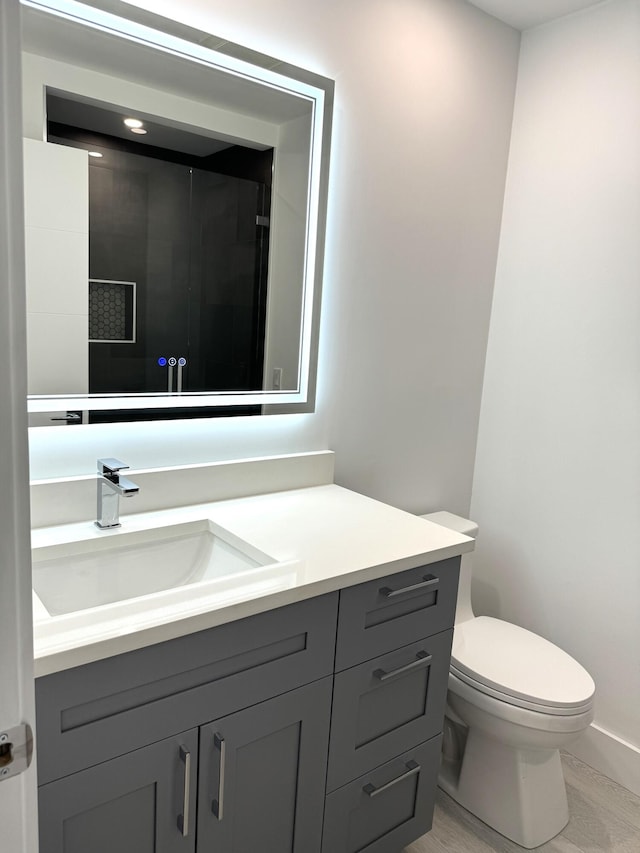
[{"x1": 422, "y1": 511, "x2": 595, "y2": 849}]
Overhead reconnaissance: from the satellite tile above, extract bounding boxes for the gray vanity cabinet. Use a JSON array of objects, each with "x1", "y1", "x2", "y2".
[
  {"x1": 35, "y1": 594, "x2": 337, "y2": 853},
  {"x1": 197, "y1": 677, "x2": 332, "y2": 852},
  {"x1": 38, "y1": 728, "x2": 199, "y2": 853},
  {"x1": 35, "y1": 557, "x2": 460, "y2": 853},
  {"x1": 322, "y1": 557, "x2": 459, "y2": 853},
  {"x1": 38, "y1": 681, "x2": 332, "y2": 853},
  {"x1": 35, "y1": 594, "x2": 338, "y2": 786}
]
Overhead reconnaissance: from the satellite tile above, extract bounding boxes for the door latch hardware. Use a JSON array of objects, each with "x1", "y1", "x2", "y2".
[{"x1": 0, "y1": 725, "x2": 33, "y2": 781}]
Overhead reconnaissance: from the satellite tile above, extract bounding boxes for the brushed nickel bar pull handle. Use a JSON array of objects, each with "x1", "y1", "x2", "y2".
[
  {"x1": 379, "y1": 574, "x2": 439, "y2": 598},
  {"x1": 363, "y1": 760, "x2": 420, "y2": 798},
  {"x1": 212, "y1": 733, "x2": 226, "y2": 821},
  {"x1": 374, "y1": 650, "x2": 433, "y2": 682},
  {"x1": 177, "y1": 745, "x2": 191, "y2": 837},
  {"x1": 362, "y1": 759, "x2": 420, "y2": 799}
]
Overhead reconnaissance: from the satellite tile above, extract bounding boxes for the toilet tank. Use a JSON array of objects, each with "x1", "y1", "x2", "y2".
[
  {"x1": 420, "y1": 511, "x2": 478, "y2": 540},
  {"x1": 420, "y1": 511, "x2": 478, "y2": 624}
]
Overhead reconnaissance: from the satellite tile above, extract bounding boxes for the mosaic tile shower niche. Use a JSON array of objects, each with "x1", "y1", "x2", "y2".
[{"x1": 89, "y1": 279, "x2": 136, "y2": 343}]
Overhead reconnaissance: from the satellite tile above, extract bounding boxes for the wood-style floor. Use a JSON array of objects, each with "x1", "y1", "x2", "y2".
[{"x1": 404, "y1": 753, "x2": 640, "y2": 853}]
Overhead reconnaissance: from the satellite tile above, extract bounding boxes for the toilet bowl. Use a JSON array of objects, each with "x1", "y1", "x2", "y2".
[{"x1": 421, "y1": 512, "x2": 595, "y2": 849}]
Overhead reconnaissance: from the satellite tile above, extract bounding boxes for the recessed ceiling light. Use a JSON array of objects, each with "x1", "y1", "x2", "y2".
[
  {"x1": 123, "y1": 118, "x2": 143, "y2": 128},
  {"x1": 88, "y1": 151, "x2": 103, "y2": 158},
  {"x1": 130, "y1": 127, "x2": 148, "y2": 135}
]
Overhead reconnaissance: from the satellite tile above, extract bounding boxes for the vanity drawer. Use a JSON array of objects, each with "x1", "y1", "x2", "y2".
[
  {"x1": 327, "y1": 630, "x2": 452, "y2": 792},
  {"x1": 322, "y1": 735, "x2": 442, "y2": 853},
  {"x1": 36, "y1": 592, "x2": 338, "y2": 784},
  {"x1": 335, "y1": 558, "x2": 459, "y2": 671}
]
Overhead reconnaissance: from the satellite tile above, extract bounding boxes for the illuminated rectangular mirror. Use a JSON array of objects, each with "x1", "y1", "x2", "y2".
[{"x1": 21, "y1": 0, "x2": 333, "y2": 423}]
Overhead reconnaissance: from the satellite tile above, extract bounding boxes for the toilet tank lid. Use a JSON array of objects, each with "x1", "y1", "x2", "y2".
[{"x1": 420, "y1": 511, "x2": 478, "y2": 539}]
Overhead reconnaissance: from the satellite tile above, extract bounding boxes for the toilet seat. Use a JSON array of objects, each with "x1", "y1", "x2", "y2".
[
  {"x1": 451, "y1": 616, "x2": 595, "y2": 716},
  {"x1": 450, "y1": 665, "x2": 594, "y2": 716}
]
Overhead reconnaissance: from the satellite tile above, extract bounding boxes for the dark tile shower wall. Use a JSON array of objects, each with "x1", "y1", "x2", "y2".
[
  {"x1": 193, "y1": 171, "x2": 270, "y2": 391},
  {"x1": 88, "y1": 156, "x2": 148, "y2": 391},
  {"x1": 86, "y1": 149, "x2": 268, "y2": 395},
  {"x1": 49, "y1": 128, "x2": 270, "y2": 396}
]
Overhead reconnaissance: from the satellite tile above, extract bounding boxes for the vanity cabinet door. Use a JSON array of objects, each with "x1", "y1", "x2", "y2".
[
  {"x1": 197, "y1": 677, "x2": 332, "y2": 853},
  {"x1": 38, "y1": 729, "x2": 198, "y2": 853}
]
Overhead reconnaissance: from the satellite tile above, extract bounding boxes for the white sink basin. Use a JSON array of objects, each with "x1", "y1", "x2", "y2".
[{"x1": 32, "y1": 519, "x2": 274, "y2": 617}]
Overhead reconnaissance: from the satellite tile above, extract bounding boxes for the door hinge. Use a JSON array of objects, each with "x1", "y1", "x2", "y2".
[
  {"x1": 0, "y1": 724, "x2": 33, "y2": 782},
  {"x1": 256, "y1": 215, "x2": 270, "y2": 227}
]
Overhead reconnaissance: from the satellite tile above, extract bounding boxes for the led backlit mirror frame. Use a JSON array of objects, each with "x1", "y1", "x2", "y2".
[{"x1": 22, "y1": 0, "x2": 333, "y2": 418}]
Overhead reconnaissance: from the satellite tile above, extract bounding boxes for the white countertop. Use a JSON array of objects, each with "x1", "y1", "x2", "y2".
[{"x1": 32, "y1": 484, "x2": 472, "y2": 676}]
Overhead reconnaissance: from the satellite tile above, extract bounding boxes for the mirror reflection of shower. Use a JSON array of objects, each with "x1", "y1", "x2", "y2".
[{"x1": 47, "y1": 93, "x2": 273, "y2": 398}]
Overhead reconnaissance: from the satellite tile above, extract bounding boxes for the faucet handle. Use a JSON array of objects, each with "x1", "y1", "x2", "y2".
[{"x1": 97, "y1": 458, "x2": 129, "y2": 475}]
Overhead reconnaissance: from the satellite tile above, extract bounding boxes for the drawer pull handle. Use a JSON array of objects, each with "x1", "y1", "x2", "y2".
[
  {"x1": 379, "y1": 574, "x2": 439, "y2": 599},
  {"x1": 374, "y1": 650, "x2": 432, "y2": 682},
  {"x1": 177, "y1": 745, "x2": 191, "y2": 837},
  {"x1": 212, "y1": 733, "x2": 226, "y2": 821},
  {"x1": 363, "y1": 759, "x2": 420, "y2": 798}
]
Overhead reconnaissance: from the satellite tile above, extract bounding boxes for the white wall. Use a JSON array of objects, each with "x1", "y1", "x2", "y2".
[
  {"x1": 23, "y1": 139, "x2": 88, "y2": 396},
  {"x1": 263, "y1": 111, "x2": 312, "y2": 391},
  {"x1": 471, "y1": 0, "x2": 640, "y2": 793},
  {"x1": 28, "y1": 0, "x2": 519, "y2": 486},
  {"x1": 320, "y1": 1, "x2": 519, "y2": 513}
]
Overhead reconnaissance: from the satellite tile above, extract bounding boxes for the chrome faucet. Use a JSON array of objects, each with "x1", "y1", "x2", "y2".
[{"x1": 95, "y1": 458, "x2": 139, "y2": 529}]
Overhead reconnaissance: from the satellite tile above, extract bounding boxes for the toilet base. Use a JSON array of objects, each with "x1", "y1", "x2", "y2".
[{"x1": 438, "y1": 729, "x2": 569, "y2": 849}]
